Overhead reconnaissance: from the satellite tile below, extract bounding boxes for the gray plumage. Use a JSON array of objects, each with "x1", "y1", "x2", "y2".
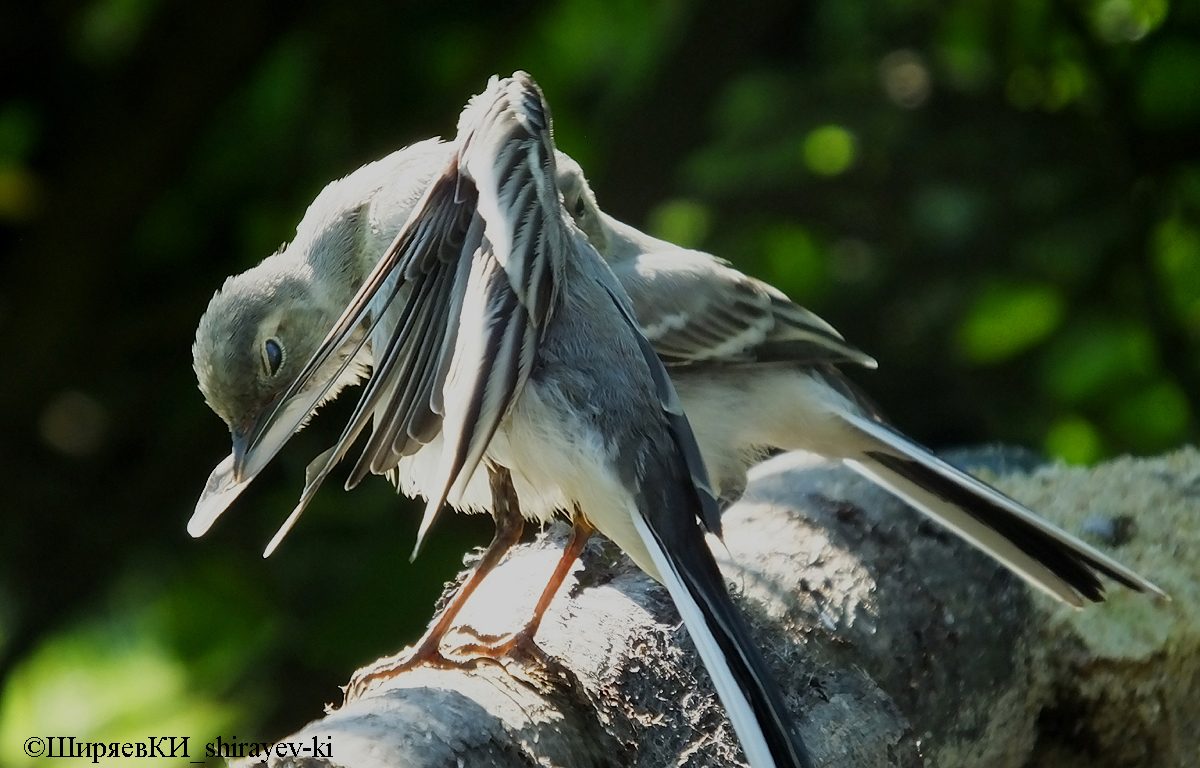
[
  {"x1": 187, "y1": 120, "x2": 1161, "y2": 612},
  {"x1": 191, "y1": 113, "x2": 1165, "y2": 605},
  {"x1": 190, "y1": 69, "x2": 1162, "y2": 768}
]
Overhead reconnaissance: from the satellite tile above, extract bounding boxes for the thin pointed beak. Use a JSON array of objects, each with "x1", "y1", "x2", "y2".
[
  {"x1": 231, "y1": 391, "x2": 304, "y2": 486},
  {"x1": 193, "y1": 375, "x2": 335, "y2": 541},
  {"x1": 188, "y1": 401, "x2": 315, "y2": 541},
  {"x1": 189, "y1": 452, "x2": 253, "y2": 538},
  {"x1": 189, "y1": 405, "x2": 286, "y2": 540}
]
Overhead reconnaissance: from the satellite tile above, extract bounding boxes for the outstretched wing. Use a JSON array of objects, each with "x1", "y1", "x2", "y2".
[
  {"x1": 259, "y1": 169, "x2": 479, "y2": 556},
  {"x1": 406, "y1": 72, "x2": 566, "y2": 558},
  {"x1": 266, "y1": 73, "x2": 569, "y2": 559}
]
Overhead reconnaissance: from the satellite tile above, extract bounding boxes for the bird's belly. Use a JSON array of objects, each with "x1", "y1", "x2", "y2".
[
  {"x1": 486, "y1": 383, "x2": 623, "y2": 520},
  {"x1": 391, "y1": 380, "x2": 657, "y2": 577},
  {"x1": 389, "y1": 380, "x2": 617, "y2": 521},
  {"x1": 491, "y1": 382, "x2": 658, "y2": 577}
]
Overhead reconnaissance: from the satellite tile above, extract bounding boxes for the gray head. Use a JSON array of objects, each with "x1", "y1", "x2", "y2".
[
  {"x1": 192, "y1": 259, "x2": 344, "y2": 467},
  {"x1": 554, "y1": 151, "x2": 610, "y2": 252},
  {"x1": 189, "y1": 139, "x2": 455, "y2": 539},
  {"x1": 190, "y1": 143, "x2": 445, "y2": 480}
]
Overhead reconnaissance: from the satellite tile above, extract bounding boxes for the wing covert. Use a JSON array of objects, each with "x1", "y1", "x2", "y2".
[{"x1": 610, "y1": 250, "x2": 876, "y2": 369}]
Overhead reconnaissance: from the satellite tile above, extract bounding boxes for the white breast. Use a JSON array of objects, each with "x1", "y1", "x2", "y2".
[{"x1": 390, "y1": 379, "x2": 659, "y2": 579}]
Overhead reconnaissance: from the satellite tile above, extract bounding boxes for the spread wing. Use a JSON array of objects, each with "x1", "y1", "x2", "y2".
[
  {"x1": 404, "y1": 73, "x2": 564, "y2": 558},
  {"x1": 263, "y1": 73, "x2": 566, "y2": 559},
  {"x1": 259, "y1": 170, "x2": 478, "y2": 556}
]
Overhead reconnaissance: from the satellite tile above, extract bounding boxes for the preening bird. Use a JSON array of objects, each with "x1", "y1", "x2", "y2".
[
  {"x1": 190, "y1": 137, "x2": 453, "y2": 528},
  {"x1": 191, "y1": 124, "x2": 1163, "y2": 621},
  {"x1": 194, "y1": 73, "x2": 814, "y2": 768}
]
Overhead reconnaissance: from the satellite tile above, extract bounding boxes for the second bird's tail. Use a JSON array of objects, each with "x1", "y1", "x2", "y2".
[{"x1": 836, "y1": 410, "x2": 1164, "y2": 606}]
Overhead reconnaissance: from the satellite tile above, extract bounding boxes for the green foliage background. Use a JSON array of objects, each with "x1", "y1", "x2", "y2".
[{"x1": 1, "y1": 0, "x2": 1197, "y2": 761}]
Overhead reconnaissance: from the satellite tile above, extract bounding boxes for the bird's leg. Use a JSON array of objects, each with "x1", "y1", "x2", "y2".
[
  {"x1": 450, "y1": 515, "x2": 594, "y2": 662},
  {"x1": 341, "y1": 466, "x2": 524, "y2": 705}
]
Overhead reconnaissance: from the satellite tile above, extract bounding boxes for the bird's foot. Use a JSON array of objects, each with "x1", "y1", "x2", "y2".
[
  {"x1": 448, "y1": 624, "x2": 551, "y2": 668},
  {"x1": 338, "y1": 639, "x2": 477, "y2": 709}
]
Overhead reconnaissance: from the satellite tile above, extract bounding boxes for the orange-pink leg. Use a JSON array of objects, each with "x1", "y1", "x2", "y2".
[
  {"x1": 342, "y1": 466, "x2": 524, "y2": 704},
  {"x1": 451, "y1": 516, "x2": 594, "y2": 661}
]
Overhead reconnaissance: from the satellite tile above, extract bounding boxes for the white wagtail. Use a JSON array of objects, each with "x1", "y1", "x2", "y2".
[{"x1": 195, "y1": 73, "x2": 813, "y2": 768}]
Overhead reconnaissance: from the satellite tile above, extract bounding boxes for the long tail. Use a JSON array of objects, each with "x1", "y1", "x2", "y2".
[
  {"x1": 630, "y1": 505, "x2": 813, "y2": 768},
  {"x1": 836, "y1": 410, "x2": 1166, "y2": 607}
]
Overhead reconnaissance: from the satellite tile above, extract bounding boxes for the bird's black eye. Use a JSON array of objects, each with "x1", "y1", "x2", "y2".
[
  {"x1": 573, "y1": 196, "x2": 587, "y2": 218},
  {"x1": 264, "y1": 338, "x2": 284, "y2": 376}
]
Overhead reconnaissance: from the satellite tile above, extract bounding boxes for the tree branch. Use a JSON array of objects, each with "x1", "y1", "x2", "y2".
[{"x1": 235, "y1": 446, "x2": 1189, "y2": 768}]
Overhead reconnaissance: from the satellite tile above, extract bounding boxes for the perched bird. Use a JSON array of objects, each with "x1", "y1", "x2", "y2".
[
  {"x1": 552, "y1": 154, "x2": 1165, "y2": 608},
  {"x1": 190, "y1": 137, "x2": 1162, "y2": 608},
  {"x1": 196, "y1": 73, "x2": 813, "y2": 768}
]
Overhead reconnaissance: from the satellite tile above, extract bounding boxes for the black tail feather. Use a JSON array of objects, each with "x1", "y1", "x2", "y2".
[
  {"x1": 636, "y1": 500, "x2": 813, "y2": 768},
  {"x1": 866, "y1": 451, "x2": 1116, "y2": 599}
]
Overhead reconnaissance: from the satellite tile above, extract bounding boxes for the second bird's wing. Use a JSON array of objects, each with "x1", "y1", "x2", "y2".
[{"x1": 609, "y1": 246, "x2": 877, "y2": 369}]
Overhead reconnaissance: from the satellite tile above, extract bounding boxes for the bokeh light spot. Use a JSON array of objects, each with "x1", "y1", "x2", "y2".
[
  {"x1": 1110, "y1": 379, "x2": 1191, "y2": 450},
  {"x1": 1045, "y1": 415, "x2": 1103, "y2": 465},
  {"x1": 39, "y1": 391, "x2": 108, "y2": 458},
  {"x1": 76, "y1": 0, "x2": 163, "y2": 64},
  {"x1": 647, "y1": 199, "x2": 712, "y2": 249},
  {"x1": 761, "y1": 223, "x2": 826, "y2": 301},
  {"x1": 1092, "y1": 0, "x2": 1169, "y2": 43},
  {"x1": 958, "y1": 283, "x2": 1064, "y2": 364},
  {"x1": 802, "y1": 125, "x2": 856, "y2": 177},
  {"x1": 0, "y1": 166, "x2": 42, "y2": 224},
  {"x1": 879, "y1": 50, "x2": 932, "y2": 109}
]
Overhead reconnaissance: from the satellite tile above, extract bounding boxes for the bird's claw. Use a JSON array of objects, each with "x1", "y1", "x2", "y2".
[
  {"x1": 340, "y1": 642, "x2": 469, "y2": 707},
  {"x1": 448, "y1": 625, "x2": 551, "y2": 667}
]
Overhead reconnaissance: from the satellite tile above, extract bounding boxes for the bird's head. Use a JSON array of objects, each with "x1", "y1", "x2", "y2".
[
  {"x1": 555, "y1": 151, "x2": 609, "y2": 252},
  {"x1": 193, "y1": 258, "x2": 344, "y2": 483}
]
